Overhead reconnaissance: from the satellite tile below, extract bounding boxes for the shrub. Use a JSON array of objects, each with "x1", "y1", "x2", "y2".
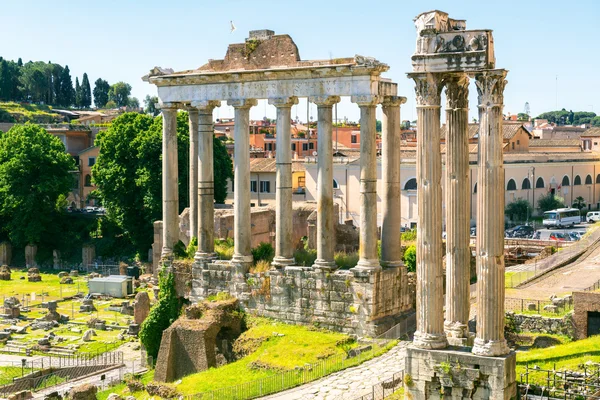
[
  {"x1": 139, "y1": 268, "x2": 182, "y2": 359},
  {"x1": 537, "y1": 192, "x2": 565, "y2": 212},
  {"x1": 335, "y1": 251, "x2": 359, "y2": 269},
  {"x1": 294, "y1": 248, "x2": 317, "y2": 266},
  {"x1": 251, "y1": 242, "x2": 274, "y2": 263},
  {"x1": 401, "y1": 229, "x2": 417, "y2": 242},
  {"x1": 173, "y1": 240, "x2": 187, "y2": 259},
  {"x1": 186, "y1": 236, "x2": 197, "y2": 258},
  {"x1": 403, "y1": 244, "x2": 416, "y2": 273},
  {"x1": 505, "y1": 198, "x2": 532, "y2": 222},
  {"x1": 250, "y1": 260, "x2": 271, "y2": 273},
  {"x1": 215, "y1": 238, "x2": 234, "y2": 260}
]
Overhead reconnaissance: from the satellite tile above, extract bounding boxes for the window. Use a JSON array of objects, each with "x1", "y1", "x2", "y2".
[
  {"x1": 260, "y1": 181, "x2": 271, "y2": 193},
  {"x1": 511, "y1": 142, "x2": 515, "y2": 150},
  {"x1": 522, "y1": 178, "x2": 531, "y2": 190},
  {"x1": 302, "y1": 143, "x2": 308, "y2": 151},
  {"x1": 586, "y1": 174, "x2": 594, "y2": 185},
  {"x1": 574, "y1": 175, "x2": 582, "y2": 185},
  {"x1": 309, "y1": 142, "x2": 314, "y2": 150},
  {"x1": 517, "y1": 140, "x2": 520, "y2": 145},
  {"x1": 562, "y1": 176, "x2": 570, "y2": 186},
  {"x1": 292, "y1": 143, "x2": 296, "y2": 151},
  {"x1": 404, "y1": 178, "x2": 417, "y2": 190},
  {"x1": 507, "y1": 179, "x2": 517, "y2": 191},
  {"x1": 333, "y1": 179, "x2": 340, "y2": 189},
  {"x1": 298, "y1": 176, "x2": 305, "y2": 188},
  {"x1": 84, "y1": 174, "x2": 92, "y2": 187},
  {"x1": 88, "y1": 157, "x2": 96, "y2": 167},
  {"x1": 351, "y1": 135, "x2": 357, "y2": 144},
  {"x1": 536, "y1": 177, "x2": 545, "y2": 188},
  {"x1": 597, "y1": 174, "x2": 600, "y2": 184},
  {"x1": 250, "y1": 181, "x2": 257, "y2": 192},
  {"x1": 473, "y1": 183, "x2": 477, "y2": 194}
]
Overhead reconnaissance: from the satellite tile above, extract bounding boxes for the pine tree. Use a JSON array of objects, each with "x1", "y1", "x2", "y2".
[
  {"x1": 17, "y1": 58, "x2": 23, "y2": 67},
  {"x1": 75, "y1": 77, "x2": 82, "y2": 108},
  {"x1": 81, "y1": 73, "x2": 92, "y2": 108},
  {"x1": 59, "y1": 65, "x2": 74, "y2": 107},
  {"x1": 93, "y1": 78, "x2": 110, "y2": 108}
]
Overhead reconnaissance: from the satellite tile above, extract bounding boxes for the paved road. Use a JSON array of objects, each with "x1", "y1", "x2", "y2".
[{"x1": 261, "y1": 342, "x2": 407, "y2": 400}]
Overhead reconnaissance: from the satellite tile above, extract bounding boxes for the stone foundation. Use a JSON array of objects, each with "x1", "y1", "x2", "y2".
[
  {"x1": 506, "y1": 312, "x2": 574, "y2": 338},
  {"x1": 403, "y1": 346, "x2": 516, "y2": 400},
  {"x1": 190, "y1": 260, "x2": 414, "y2": 336}
]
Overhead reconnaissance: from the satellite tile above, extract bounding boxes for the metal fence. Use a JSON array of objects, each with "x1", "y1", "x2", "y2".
[
  {"x1": 585, "y1": 278, "x2": 600, "y2": 292},
  {"x1": 505, "y1": 297, "x2": 573, "y2": 314},
  {"x1": 518, "y1": 363, "x2": 600, "y2": 399},
  {"x1": 374, "y1": 313, "x2": 416, "y2": 341},
  {"x1": 349, "y1": 371, "x2": 404, "y2": 400}
]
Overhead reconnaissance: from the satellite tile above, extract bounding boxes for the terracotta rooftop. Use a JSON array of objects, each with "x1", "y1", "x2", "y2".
[
  {"x1": 528, "y1": 139, "x2": 582, "y2": 147},
  {"x1": 582, "y1": 128, "x2": 600, "y2": 137},
  {"x1": 440, "y1": 123, "x2": 527, "y2": 140},
  {"x1": 249, "y1": 158, "x2": 305, "y2": 173}
]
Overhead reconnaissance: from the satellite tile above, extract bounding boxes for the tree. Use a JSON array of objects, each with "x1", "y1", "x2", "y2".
[
  {"x1": 108, "y1": 81, "x2": 132, "y2": 107},
  {"x1": 93, "y1": 111, "x2": 232, "y2": 255},
  {"x1": 537, "y1": 192, "x2": 565, "y2": 212},
  {"x1": 127, "y1": 97, "x2": 140, "y2": 109},
  {"x1": 144, "y1": 95, "x2": 159, "y2": 116},
  {"x1": 81, "y1": 73, "x2": 92, "y2": 108},
  {"x1": 0, "y1": 124, "x2": 76, "y2": 247},
  {"x1": 75, "y1": 77, "x2": 82, "y2": 108},
  {"x1": 517, "y1": 113, "x2": 530, "y2": 121},
  {"x1": 573, "y1": 196, "x2": 586, "y2": 210},
  {"x1": 58, "y1": 65, "x2": 74, "y2": 107},
  {"x1": 592, "y1": 116, "x2": 600, "y2": 127},
  {"x1": 505, "y1": 198, "x2": 532, "y2": 221},
  {"x1": 403, "y1": 244, "x2": 416, "y2": 273},
  {"x1": 93, "y1": 78, "x2": 110, "y2": 108}
]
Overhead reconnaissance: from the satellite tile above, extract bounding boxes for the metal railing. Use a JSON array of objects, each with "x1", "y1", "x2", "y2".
[
  {"x1": 518, "y1": 363, "x2": 600, "y2": 399},
  {"x1": 349, "y1": 371, "x2": 404, "y2": 400},
  {"x1": 374, "y1": 313, "x2": 416, "y2": 341},
  {"x1": 505, "y1": 297, "x2": 573, "y2": 314},
  {"x1": 585, "y1": 278, "x2": 600, "y2": 292}
]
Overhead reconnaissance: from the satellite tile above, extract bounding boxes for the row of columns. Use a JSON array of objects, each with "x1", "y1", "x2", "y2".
[
  {"x1": 410, "y1": 69, "x2": 509, "y2": 357},
  {"x1": 160, "y1": 94, "x2": 408, "y2": 276}
]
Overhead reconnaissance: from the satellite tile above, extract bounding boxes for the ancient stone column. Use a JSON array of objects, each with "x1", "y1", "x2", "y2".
[
  {"x1": 313, "y1": 96, "x2": 340, "y2": 270},
  {"x1": 380, "y1": 96, "x2": 407, "y2": 269},
  {"x1": 228, "y1": 99, "x2": 258, "y2": 269},
  {"x1": 443, "y1": 73, "x2": 471, "y2": 344},
  {"x1": 352, "y1": 96, "x2": 382, "y2": 271},
  {"x1": 160, "y1": 103, "x2": 179, "y2": 260},
  {"x1": 472, "y1": 70, "x2": 510, "y2": 357},
  {"x1": 193, "y1": 101, "x2": 221, "y2": 261},
  {"x1": 188, "y1": 108, "x2": 199, "y2": 242},
  {"x1": 269, "y1": 96, "x2": 299, "y2": 268},
  {"x1": 409, "y1": 73, "x2": 447, "y2": 350}
]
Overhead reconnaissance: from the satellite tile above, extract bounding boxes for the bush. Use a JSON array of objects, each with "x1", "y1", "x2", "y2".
[
  {"x1": 251, "y1": 242, "x2": 274, "y2": 263},
  {"x1": 215, "y1": 238, "x2": 234, "y2": 260},
  {"x1": 506, "y1": 198, "x2": 532, "y2": 221},
  {"x1": 139, "y1": 268, "x2": 181, "y2": 359},
  {"x1": 294, "y1": 248, "x2": 317, "y2": 266},
  {"x1": 537, "y1": 193, "x2": 565, "y2": 212},
  {"x1": 173, "y1": 240, "x2": 187, "y2": 259},
  {"x1": 404, "y1": 244, "x2": 416, "y2": 273},
  {"x1": 186, "y1": 236, "x2": 197, "y2": 258},
  {"x1": 334, "y1": 251, "x2": 359, "y2": 269},
  {"x1": 401, "y1": 229, "x2": 417, "y2": 242}
]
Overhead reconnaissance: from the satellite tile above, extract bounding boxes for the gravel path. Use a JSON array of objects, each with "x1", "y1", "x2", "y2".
[{"x1": 260, "y1": 342, "x2": 408, "y2": 400}]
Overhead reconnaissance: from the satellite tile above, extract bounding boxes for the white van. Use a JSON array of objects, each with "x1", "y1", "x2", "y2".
[{"x1": 587, "y1": 211, "x2": 600, "y2": 223}]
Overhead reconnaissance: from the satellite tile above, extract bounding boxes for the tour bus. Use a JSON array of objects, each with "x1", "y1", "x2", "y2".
[{"x1": 543, "y1": 208, "x2": 581, "y2": 228}]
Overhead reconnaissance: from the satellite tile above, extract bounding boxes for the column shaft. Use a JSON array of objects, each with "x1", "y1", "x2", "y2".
[
  {"x1": 354, "y1": 99, "x2": 381, "y2": 270},
  {"x1": 161, "y1": 105, "x2": 179, "y2": 259},
  {"x1": 410, "y1": 73, "x2": 447, "y2": 349},
  {"x1": 270, "y1": 97, "x2": 299, "y2": 267},
  {"x1": 188, "y1": 109, "x2": 199, "y2": 242},
  {"x1": 473, "y1": 70, "x2": 510, "y2": 357},
  {"x1": 229, "y1": 99, "x2": 258, "y2": 267},
  {"x1": 381, "y1": 97, "x2": 406, "y2": 268},
  {"x1": 444, "y1": 74, "x2": 471, "y2": 341},
  {"x1": 194, "y1": 101, "x2": 220, "y2": 260},
  {"x1": 313, "y1": 96, "x2": 340, "y2": 270}
]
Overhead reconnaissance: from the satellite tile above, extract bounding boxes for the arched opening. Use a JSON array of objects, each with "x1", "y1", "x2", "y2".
[
  {"x1": 473, "y1": 183, "x2": 477, "y2": 194},
  {"x1": 561, "y1": 175, "x2": 570, "y2": 187},
  {"x1": 507, "y1": 179, "x2": 517, "y2": 191},
  {"x1": 404, "y1": 178, "x2": 417, "y2": 190},
  {"x1": 586, "y1": 174, "x2": 593, "y2": 185},
  {"x1": 84, "y1": 174, "x2": 92, "y2": 187},
  {"x1": 574, "y1": 175, "x2": 582, "y2": 185},
  {"x1": 333, "y1": 179, "x2": 339, "y2": 189},
  {"x1": 536, "y1": 177, "x2": 545, "y2": 188},
  {"x1": 596, "y1": 174, "x2": 600, "y2": 184},
  {"x1": 521, "y1": 178, "x2": 531, "y2": 190}
]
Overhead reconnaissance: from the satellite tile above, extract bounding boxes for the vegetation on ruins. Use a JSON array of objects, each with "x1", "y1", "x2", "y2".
[
  {"x1": 0, "y1": 124, "x2": 75, "y2": 247},
  {"x1": 505, "y1": 198, "x2": 533, "y2": 222},
  {"x1": 403, "y1": 245, "x2": 416, "y2": 272},
  {"x1": 251, "y1": 242, "x2": 274, "y2": 263},
  {"x1": 139, "y1": 268, "x2": 181, "y2": 359},
  {"x1": 537, "y1": 192, "x2": 565, "y2": 212}
]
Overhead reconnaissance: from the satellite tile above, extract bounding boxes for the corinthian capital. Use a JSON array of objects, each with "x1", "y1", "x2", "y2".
[
  {"x1": 381, "y1": 96, "x2": 408, "y2": 108},
  {"x1": 409, "y1": 73, "x2": 443, "y2": 106},
  {"x1": 444, "y1": 74, "x2": 469, "y2": 110},
  {"x1": 351, "y1": 95, "x2": 381, "y2": 107},
  {"x1": 311, "y1": 96, "x2": 341, "y2": 107},
  {"x1": 475, "y1": 69, "x2": 508, "y2": 108},
  {"x1": 190, "y1": 100, "x2": 221, "y2": 113}
]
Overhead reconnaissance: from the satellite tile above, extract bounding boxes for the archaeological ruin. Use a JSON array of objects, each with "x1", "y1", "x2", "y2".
[{"x1": 145, "y1": 10, "x2": 516, "y2": 398}]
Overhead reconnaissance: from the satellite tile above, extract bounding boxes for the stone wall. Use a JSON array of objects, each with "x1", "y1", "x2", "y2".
[
  {"x1": 190, "y1": 261, "x2": 414, "y2": 336},
  {"x1": 505, "y1": 312, "x2": 575, "y2": 338},
  {"x1": 573, "y1": 291, "x2": 600, "y2": 340}
]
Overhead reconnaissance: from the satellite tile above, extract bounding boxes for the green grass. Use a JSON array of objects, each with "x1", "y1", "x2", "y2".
[
  {"x1": 0, "y1": 102, "x2": 60, "y2": 123},
  {"x1": 97, "y1": 371, "x2": 155, "y2": 400},
  {"x1": 0, "y1": 271, "x2": 86, "y2": 303},
  {"x1": 516, "y1": 335, "x2": 600, "y2": 385},
  {"x1": 0, "y1": 365, "x2": 37, "y2": 385},
  {"x1": 505, "y1": 270, "x2": 536, "y2": 288}
]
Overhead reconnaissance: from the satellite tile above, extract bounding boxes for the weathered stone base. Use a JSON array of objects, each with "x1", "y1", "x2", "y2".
[
  {"x1": 403, "y1": 346, "x2": 516, "y2": 400},
  {"x1": 190, "y1": 260, "x2": 414, "y2": 336}
]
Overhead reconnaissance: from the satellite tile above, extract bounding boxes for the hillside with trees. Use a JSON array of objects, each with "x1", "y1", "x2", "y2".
[{"x1": 535, "y1": 109, "x2": 600, "y2": 126}]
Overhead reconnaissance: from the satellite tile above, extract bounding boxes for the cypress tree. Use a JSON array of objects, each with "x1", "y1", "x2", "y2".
[
  {"x1": 75, "y1": 77, "x2": 82, "y2": 108},
  {"x1": 81, "y1": 73, "x2": 91, "y2": 108},
  {"x1": 59, "y1": 65, "x2": 74, "y2": 107}
]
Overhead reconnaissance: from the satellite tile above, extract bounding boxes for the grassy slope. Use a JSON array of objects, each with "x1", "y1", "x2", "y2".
[{"x1": 0, "y1": 102, "x2": 60, "y2": 123}]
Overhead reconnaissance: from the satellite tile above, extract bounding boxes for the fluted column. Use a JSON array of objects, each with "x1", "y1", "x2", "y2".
[
  {"x1": 409, "y1": 73, "x2": 447, "y2": 350},
  {"x1": 313, "y1": 96, "x2": 340, "y2": 270},
  {"x1": 193, "y1": 101, "x2": 220, "y2": 261},
  {"x1": 160, "y1": 103, "x2": 179, "y2": 260},
  {"x1": 443, "y1": 74, "x2": 471, "y2": 343},
  {"x1": 380, "y1": 96, "x2": 407, "y2": 269},
  {"x1": 473, "y1": 69, "x2": 510, "y2": 357},
  {"x1": 228, "y1": 99, "x2": 258, "y2": 269},
  {"x1": 188, "y1": 108, "x2": 199, "y2": 242},
  {"x1": 352, "y1": 96, "x2": 382, "y2": 271},
  {"x1": 270, "y1": 96, "x2": 299, "y2": 268}
]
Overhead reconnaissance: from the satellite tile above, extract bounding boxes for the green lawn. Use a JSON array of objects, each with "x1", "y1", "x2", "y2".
[
  {"x1": 0, "y1": 102, "x2": 60, "y2": 123},
  {"x1": 0, "y1": 271, "x2": 86, "y2": 303}
]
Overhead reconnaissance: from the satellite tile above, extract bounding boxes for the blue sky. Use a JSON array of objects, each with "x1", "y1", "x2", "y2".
[{"x1": 2, "y1": 0, "x2": 599, "y2": 122}]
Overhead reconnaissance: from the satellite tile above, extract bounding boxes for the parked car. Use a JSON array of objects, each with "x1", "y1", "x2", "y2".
[
  {"x1": 531, "y1": 230, "x2": 541, "y2": 240},
  {"x1": 567, "y1": 231, "x2": 583, "y2": 241},
  {"x1": 587, "y1": 211, "x2": 600, "y2": 223},
  {"x1": 549, "y1": 232, "x2": 567, "y2": 241},
  {"x1": 84, "y1": 206, "x2": 96, "y2": 213},
  {"x1": 505, "y1": 225, "x2": 535, "y2": 238}
]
